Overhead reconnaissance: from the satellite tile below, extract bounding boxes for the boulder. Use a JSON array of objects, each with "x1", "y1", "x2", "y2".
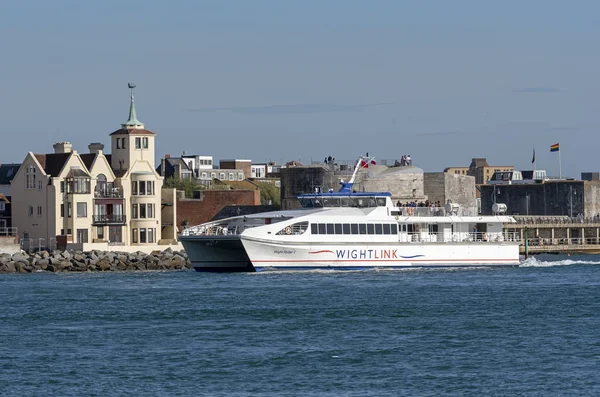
[
  {"x1": 96, "y1": 258, "x2": 111, "y2": 271},
  {"x1": 37, "y1": 258, "x2": 49, "y2": 270},
  {"x1": 0, "y1": 262, "x2": 16, "y2": 273}
]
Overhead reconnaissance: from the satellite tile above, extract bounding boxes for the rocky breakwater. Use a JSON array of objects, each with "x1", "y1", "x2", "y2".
[{"x1": 0, "y1": 248, "x2": 192, "y2": 273}]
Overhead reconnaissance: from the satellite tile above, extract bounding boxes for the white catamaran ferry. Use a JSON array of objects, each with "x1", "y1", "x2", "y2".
[{"x1": 180, "y1": 159, "x2": 520, "y2": 272}]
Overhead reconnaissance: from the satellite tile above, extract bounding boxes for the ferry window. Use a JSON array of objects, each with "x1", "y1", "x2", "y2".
[
  {"x1": 367, "y1": 224, "x2": 375, "y2": 234},
  {"x1": 323, "y1": 198, "x2": 339, "y2": 207},
  {"x1": 392, "y1": 224, "x2": 398, "y2": 234},
  {"x1": 359, "y1": 224, "x2": 367, "y2": 234},
  {"x1": 326, "y1": 224, "x2": 334, "y2": 234},
  {"x1": 318, "y1": 224, "x2": 326, "y2": 234},
  {"x1": 342, "y1": 224, "x2": 350, "y2": 234},
  {"x1": 375, "y1": 224, "x2": 383, "y2": 234},
  {"x1": 341, "y1": 197, "x2": 350, "y2": 207},
  {"x1": 429, "y1": 224, "x2": 439, "y2": 233},
  {"x1": 351, "y1": 224, "x2": 359, "y2": 234},
  {"x1": 383, "y1": 224, "x2": 391, "y2": 235},
  {"x1": 407, "y1": 224, "x2": 414, "y2": 233},
  {"x1": 311, "y1": 224, "x2": 318, "y2": 234},
  {"x1": 377, "y1": 198, "x2": 386, "y2": 206},
  {"x1": 334, "y1": 224, "x2": 342, "y2": 234}
]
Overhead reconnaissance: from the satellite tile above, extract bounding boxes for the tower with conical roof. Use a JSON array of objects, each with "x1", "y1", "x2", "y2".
[{"x1": 110, "y1": 83, "x2": 156, "y2": 172}]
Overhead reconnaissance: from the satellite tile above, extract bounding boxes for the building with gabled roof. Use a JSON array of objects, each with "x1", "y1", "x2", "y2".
[{"x1": 11, "y1": 84, "x2": 177, "y2": 252}]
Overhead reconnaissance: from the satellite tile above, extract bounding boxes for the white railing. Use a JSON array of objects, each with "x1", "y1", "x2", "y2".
[
  {"x1": 395, "y1": 207, "x2": 479, "y2": 217},
  {"x1": 527, "y1": 237, "x2": 600, "y2": 246},
  {"x1": 20, "y1": 238, "x2": 57, "y2": 252},
  {"x1": 399, "y1": 231, "x2": 520, "y2": 244},
  {"x1": 0, "y1": 227, "x2": 18, "y2": 236}
]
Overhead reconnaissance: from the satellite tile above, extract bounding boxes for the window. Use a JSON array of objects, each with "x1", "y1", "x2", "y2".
[
  {"x1": 68, "y1": 202, "x2": 72, "y2": 218},
  {"x1": 334, "y1": 224, "x2": 342, "y2": 234},
  {"x1": 132, "y1": 204, "x2": 138, "y2": 219},
  {"x1": 359, "y1": 224, "x2": 367, "y2": 234},
  {"x1": 228, "y1": 173, "x2": 234, "y2": 181},
  {"x1": 146, "y1": 181, "x2": 152, "y2": 195},
  {"x1": 351, "y1": 224, "x2": 359, "y2": 234},
  {"x1": 219, "y1": 173, "x2": 225, "y2": 180},
  {"x1": 311, "y1": 224, "x2": 318, "y2": 234},
  {"x1": 38, "y1": 180, "x2": 42, "y2": 191},
  {"x1": 238, "y1": 173, "x2": 244, "y2": 180},
  {"x1": 140, "y1": 228, "x2": 147, "y2": 243},
  {"x1": 367, "y1": 224, "x2": 375, "y2": 234},
  {"x1": 135, "y1": 137, "x2": 141, "y2": 149},
  {"x1": 142, "y1": 137, "x2": 148, "y2": 149},
  {"x1": 98, "y1": 226, "x2": 104, "y2": 239},
  {"x1": 60, "y1": 181, "x2": 65, "y2": 193},
  {"x1": 76, "y1": 202, "x2": 87, "y2": 217},
  {"x1": 132, "y1": 228, "x2": 138, "y2": 243},
  {"x1": 131, "y1": 181, "x2": 137, "y2": 195},
  {"x1": 211, "y1": 172, "x2": 216, "y2": 178},
  {"x1": 76, "y1": 229, "x2": 88, "y2": 244},
  {"x1": 140, "y1": 204, "x2": 146, "y2": 218},
  {"x1": 0, "y1": 202, "x2": 4, "y2": 211},
  {"x1": 67, "y1": 228, "x2": 72, "y2": 235},
  {"x1": 326, "y1": 224, "x2": 334, "y2": 234},
  {"x1": 391, "y1": 224, "x2": 398, "y2": 234},
  {"x1": 28, "y1": 206, "x2": 33, "y2": 216},
  {"x1": 117, "y1": 139, "x2": 121, "y2": 149},
  {"x1": 201, "y1": 172, "x2": 207, "y2": 179},
  {"x1": 147, "y1": 204, "x2": 153, "y2": 219},
  {"x1": 148, "y1": 228, "x2": 154, "y2": 244},
  {"x1": 342, "y1": 224, "x2": 350, "y2": 234},
  {"x1": 139, "y1": 181, "x2": 146, "y2": 195},
  {"x1": 383, "y1": 224, "x2": 391, "y2": 235},
  {"x1": 375, "y1": 224, "x2": 383, "y2": 235},
  {"x1": 26, "y1": 165, "x2": 36, "y2": 189},
  {"x1": 37, "y1": 206, "x2": 42, "y2": 216},
  {"x1": 318, "y1": 224, "x2": 326, "y2": 234}
]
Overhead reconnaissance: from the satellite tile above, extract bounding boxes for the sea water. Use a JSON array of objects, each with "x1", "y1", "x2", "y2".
[{"x1": 1, "y1": 255, "x2": 600, "y2": 396}]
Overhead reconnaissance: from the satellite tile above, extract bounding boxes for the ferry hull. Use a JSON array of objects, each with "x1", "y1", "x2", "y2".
[
  {"x1": 179, "y1": 235, "x2": 255, "y2": 272},
  {"x1": 241, "y1": 239, "x2": 520, "y2": 270}
]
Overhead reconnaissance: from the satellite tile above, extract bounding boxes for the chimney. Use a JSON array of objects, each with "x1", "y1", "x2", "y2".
[
  {"x1": 88, "y1": 142, "x2": 104, "y2": 154},
  {"x1": 165, "y1": 154, "x2": 171, "y2": 159},
  {"x1": 53, "y1": 142, "x2": 72, "y2": 154}
]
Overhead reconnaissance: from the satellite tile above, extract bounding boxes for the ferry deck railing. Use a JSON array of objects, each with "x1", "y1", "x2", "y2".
[
  {"x1": 395, "y1": 207, "x2": 479, "y2": 217},
  {"x1": 399, "y1": 231, "x2": 520, "y2": 243}
]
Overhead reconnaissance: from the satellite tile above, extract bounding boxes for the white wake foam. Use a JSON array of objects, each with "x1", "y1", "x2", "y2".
[{"x1": 520, "y1": 256, "x2": 600, "y2": 268}]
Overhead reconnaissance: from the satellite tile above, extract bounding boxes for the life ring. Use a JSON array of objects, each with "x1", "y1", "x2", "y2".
[
  {"x1": 285, "y1": 226, "x2": 292, "y2": 235},
  {"x1": 407, "y1": 208, "x2": 414, "y2": 216}
]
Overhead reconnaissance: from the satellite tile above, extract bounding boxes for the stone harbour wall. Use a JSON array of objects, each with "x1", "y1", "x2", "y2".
[{"x1": 0, "y1": 247, "x2": 192, "y2": 274}]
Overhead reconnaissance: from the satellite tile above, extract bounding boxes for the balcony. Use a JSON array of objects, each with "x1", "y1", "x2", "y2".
[
  {"x1": 94, "y1": 187, "x2": 123, "y2": 199},
  {"x1": 92, "y1": 214, "x2": 127, "y2": 225}
]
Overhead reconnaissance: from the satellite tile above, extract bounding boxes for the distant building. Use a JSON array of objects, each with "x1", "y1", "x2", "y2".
[
  {"x1": 0, "y1": 193, "x2": 11, "y2": 230},
  {"x1": 582, "y1": 172, "x2": 600, "y2": 181},
  {"x1": 0, "y1": 164, "x2": 20, "y2": 231},
  {"x1": 445, "y1": 158, "x2": 514, "y2": 184},
  {"x1": 157, "y1": 153, "x2": 246, "y2": 186},
  {"x1": 0, "y1": 164, "x2": 20, "y2": 196},
  {"x1": 220, "y1": 159, "x2": 252, "y2": 179},
  {"x1": 480, "y1": 178, "x2": 600, "y2": 218},
  {"x1": 444, "y1": 166, "x2": 469, "y2": 176}
]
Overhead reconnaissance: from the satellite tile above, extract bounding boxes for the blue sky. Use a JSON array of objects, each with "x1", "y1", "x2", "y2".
[{"x1": 1, "y1": 0, "x2": 599, "y2": 177}]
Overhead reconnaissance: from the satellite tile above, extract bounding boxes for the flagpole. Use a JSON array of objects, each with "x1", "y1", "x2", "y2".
[
  {"x1": 559, "y1": 149, "x2": 562, "y2": 179},
  {"x1": 533, "y1": 146, "x2": 536, "y2": 173}
]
